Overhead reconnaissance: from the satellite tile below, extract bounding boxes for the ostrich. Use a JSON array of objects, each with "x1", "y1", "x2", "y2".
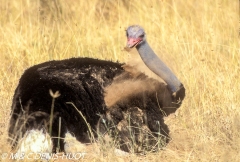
[{"x1": 8, "y1": 25, "x2": 185, "y2": 154}]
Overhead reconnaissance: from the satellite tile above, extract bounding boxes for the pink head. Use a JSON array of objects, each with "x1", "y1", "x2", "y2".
[{"x1": 126, "y1": 25, "x2": 146, "y2": 48}]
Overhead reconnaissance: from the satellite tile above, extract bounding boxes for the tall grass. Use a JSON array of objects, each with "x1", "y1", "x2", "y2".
[{"x1": 0, "y1": 0, "x2": 239, "y2": 161}]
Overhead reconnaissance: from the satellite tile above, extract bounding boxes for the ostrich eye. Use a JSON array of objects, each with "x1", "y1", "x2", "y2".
[
  {"x1": 139, "y1": 34, "x2": 144, "y2": 38},
  {"x1": 126, "y1": 32, "x2": 129, "y2": 37}
]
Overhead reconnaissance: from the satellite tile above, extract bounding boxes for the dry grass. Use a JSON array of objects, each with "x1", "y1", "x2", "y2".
[{"x1": 0, "y1": 0, "x2": 239, "y2": 161}]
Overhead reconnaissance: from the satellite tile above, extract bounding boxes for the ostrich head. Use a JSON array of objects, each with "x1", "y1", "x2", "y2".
[{"x1": 126, "y1": 25, "x2": 146, "y2": 48}]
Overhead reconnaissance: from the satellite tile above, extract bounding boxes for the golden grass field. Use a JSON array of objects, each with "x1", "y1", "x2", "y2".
[{"x1": 0, "y1": 0, "x2": 239, "y2": 161}]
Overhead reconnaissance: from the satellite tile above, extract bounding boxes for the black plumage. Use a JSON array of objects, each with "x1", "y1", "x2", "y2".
[{"x1": 9, "y1": 58, "x2": 124, "y2": 152}]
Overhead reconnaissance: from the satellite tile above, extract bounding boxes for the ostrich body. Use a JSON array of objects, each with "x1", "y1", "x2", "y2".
[{"x1": 9, "y1": 25, "x2": 185, "y2": 154}]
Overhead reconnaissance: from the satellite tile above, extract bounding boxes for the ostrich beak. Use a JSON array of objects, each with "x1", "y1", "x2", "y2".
[{"x1": 126, "y1": 37, "x2": 142, "y2": 48}]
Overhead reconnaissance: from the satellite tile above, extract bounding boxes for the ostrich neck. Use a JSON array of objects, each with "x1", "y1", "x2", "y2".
[{"x1": 136, "y1": 41, "x2": 182, "y2": 93}]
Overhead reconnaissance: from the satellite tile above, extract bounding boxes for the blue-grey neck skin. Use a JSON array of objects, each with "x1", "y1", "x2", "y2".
[{"x1": 136, "y1": 41, "x2": 182, "y2": 93}]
